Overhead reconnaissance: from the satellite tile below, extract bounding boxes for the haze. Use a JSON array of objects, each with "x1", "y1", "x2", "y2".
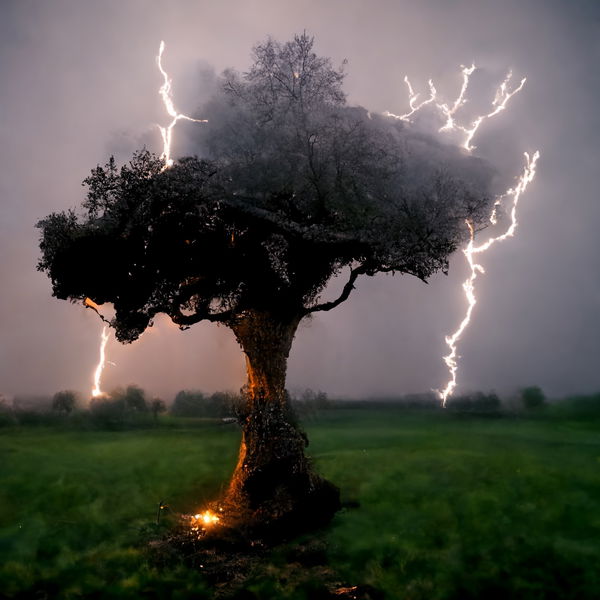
[{"x1": 1, "y1": 0, "x2": 598, "y2": 402}]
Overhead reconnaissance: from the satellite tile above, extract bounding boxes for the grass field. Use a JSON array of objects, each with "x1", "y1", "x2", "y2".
[{"x1": 1, "y1": 406, "x2": 599, "y2": 599}]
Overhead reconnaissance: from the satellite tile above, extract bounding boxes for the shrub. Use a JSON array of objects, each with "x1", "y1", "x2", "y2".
[
  {"x1": 446, "y1": 391, "x2": 502, "y2": 415},
  {"x1": 170, "y1": 390, "x2": 207, "y2": 417},
  {"x1": 52, "y1": 390, "x2": 78, "y2": 415},
  {"x1": 112, "y1": 385, "x2": 148, "y2": 412},
  {"x1": 553, "y1": 393, "x2": 600, "y2": 418},
  {"x1": 291, "y1": 388, "x2": 331, "y2": 419},
  {"x1": 89, "y1": 396, "x2": 126, "y2": 427},
  {"x1": 150, "y1": 398, "x2": 166, "y2": 421},
  {"x1": 171, "y1": 390, "x2": 238, "y2": 418},
  {"x1": 521, "y1": 386, "x2": 547, "y2": 410},
  {"x1": 89, "y1": 385, "x2": 151, "y2": 428},
  {"x1": 0, "y1": 397, "x2": 16, "y2": 427}
]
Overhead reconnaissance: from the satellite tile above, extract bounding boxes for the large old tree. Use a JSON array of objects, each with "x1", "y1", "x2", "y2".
[{"x1": 37, "y1": 34, "x2": 494, "y2": 534}]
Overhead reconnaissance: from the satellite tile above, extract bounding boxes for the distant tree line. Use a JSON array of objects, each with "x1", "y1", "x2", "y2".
[
  {"x1": 0, "y1": 384, "x2": 332, "y2": 428},
  {"x1": 5, "y1": 384, "x2": 600, "y2": 429}
]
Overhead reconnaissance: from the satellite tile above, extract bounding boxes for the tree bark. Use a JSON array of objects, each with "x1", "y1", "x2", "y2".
[{"x1": 225, "y1": 309, "x2": 340, "y2": 537}]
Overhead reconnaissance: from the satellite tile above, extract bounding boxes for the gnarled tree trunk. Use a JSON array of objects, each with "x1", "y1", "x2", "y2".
[{"x1": 224, "y1": 309, "x2": 340, "y2": 537}]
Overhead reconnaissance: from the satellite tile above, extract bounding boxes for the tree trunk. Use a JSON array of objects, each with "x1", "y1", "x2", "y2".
[{"x1": 224, "y1": 309, "x2": 340, "y2": 538}]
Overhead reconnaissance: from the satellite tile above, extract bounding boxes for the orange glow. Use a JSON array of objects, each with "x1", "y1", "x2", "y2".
[
  {"x1": 190, "y1": 509, "x2": 221, "y2": 533},
  {"x1": 84, "y1": 297, "x2": 100, "y2": 311},
  {"x1": 83, "y1": 298, "x2": 112, "y2": 398}
]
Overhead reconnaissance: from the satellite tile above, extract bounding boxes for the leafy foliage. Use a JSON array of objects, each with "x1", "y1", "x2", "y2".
[
  {"x1": 150, "y1": 398, "x2": 167, "y2": 420},
  {"x1": 170, "y1": 390, "x2": 237, "y2": 418},
  {"x1": 89, "y1": 385, "x2": 149, "y2": 428},
  {"x1": 521, "y1": 385, "x2": 547, "y2": 410},
  {"x1": 51, "y1": 390, "x2": 78, "y2": 415},
  {"x1": 37, "y1": 33, "x2": 494, "y2": 343}
]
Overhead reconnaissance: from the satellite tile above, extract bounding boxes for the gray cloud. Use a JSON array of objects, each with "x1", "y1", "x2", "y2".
[{"x1": 1, "y1": 0, "x2": 598, "y2": 401}]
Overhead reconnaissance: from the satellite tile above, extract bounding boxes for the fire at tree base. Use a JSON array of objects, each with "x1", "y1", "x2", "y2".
[
  {"x1": 149, "y1": 311, "x2": 347, "y2": 594},
  {"x1": 222, "y1": 413, "x2": 341, "y2": 542},
  {"x1": 149, "y1": 406, "x2": 349, "y2": 597},
  {"x1": 220, "y1": 310, "x2": 342, "y2": 541},
  {"x1": 177, "y1": 387, "x2": 341, "y2": 543}
]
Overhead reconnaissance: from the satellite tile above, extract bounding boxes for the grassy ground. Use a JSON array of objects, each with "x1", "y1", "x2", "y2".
[{"x1": 1, "y1": 407, "x2": 599, "y2": 599}]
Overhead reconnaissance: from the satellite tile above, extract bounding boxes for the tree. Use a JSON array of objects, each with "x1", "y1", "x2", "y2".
[
  {"x1": 521, "y1": 386, "x2": 546, "y2": 410},
  {"x1": 122, "y1": 384, "x2": 148, "y2": 412},
  {"x1": 105, "y1": 385, "x2": 149, "y2": 412},
  {"x1": 37, "y1": 33, "x2": 494, "y2": 534},
  {"x1": 171, "y1": 390, "x2": 208, "y2": 417},
  {"x1": 150, "y1": 398, "x2": 167, "y2": 421},
  {"x1": 52, "y1": 390, "x2": 78, "y2": 415}
]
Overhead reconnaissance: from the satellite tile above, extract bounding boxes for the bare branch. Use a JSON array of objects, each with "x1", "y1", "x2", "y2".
[{"x1": 304, "y1": 264, "x2": 369, "y2": 315}]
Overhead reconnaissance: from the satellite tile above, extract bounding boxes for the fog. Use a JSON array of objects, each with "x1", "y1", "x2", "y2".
[{"x1": 1, "y1": 0, "x2": 598, "y2": 401}]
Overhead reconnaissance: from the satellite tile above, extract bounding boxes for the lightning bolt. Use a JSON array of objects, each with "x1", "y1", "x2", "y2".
[
  {"x1": 438, "y1": 64, "x2": 476, "y2": 132},
  {"x1": 83, "y1": 42, "x2": 206, "y2": 399},
  {"x1": 157, "y1": 40, "x2": 207, "y2": 169},
  {"x1": 386, "y1": 64, "x2": 539, "y2": 404},
  {"x1": 439, "y1": 150, "x2": 540, "y2": 404},
  {"x1": 460, "y1": 71, "x2": 527, "y2": 151},
  {"x1": 84, "y1": 297, "x2": 112, "y2": 398},
  {"x1": 91, "y1": 325, "x2": 110, "y2": 398},
  {"x1": 392, "y1": 76, "x2": 438, "y2": 121},
  {"x1": 385, "y1": 64, "x2": 526, "y2": 151}
]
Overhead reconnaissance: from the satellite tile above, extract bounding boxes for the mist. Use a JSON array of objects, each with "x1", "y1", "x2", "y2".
[{"x1": 1, "y1": 0, "x2": 598, "y2": 402}]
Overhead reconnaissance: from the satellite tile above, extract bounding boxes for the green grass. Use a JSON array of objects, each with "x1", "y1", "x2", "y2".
[
  {"x1": 0, "y1": 423, "x2": 239, "y2": 598},
  {"x1": 1, "y1": 408, "x2": 600, "y2": 598}
]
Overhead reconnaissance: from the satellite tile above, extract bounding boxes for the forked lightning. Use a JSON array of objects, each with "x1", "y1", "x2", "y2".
[
  {"x1": 157, "y1": 40, "x2": 207, "y2": 168},
  {"x1": 385, "y1": 65, "x2": 526, "y2": 151},
  {"x1": 86, "y1": 51, "x2": 537, "y2": 405},
  {"x1": 387, "y1": 64, "x2": 539, "y2": 404},
  {"x1": 84, "y1": 41, "x2": 207, "y2": 398},
  {"x1": 91, "y1": 326, "x2": 110, "y2": 398},
  {"x1": 440, "y1": 151, "x2": 540, "y2": 403}
]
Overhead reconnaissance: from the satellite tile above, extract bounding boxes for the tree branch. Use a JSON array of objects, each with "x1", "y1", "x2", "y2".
[
  {"x1": 303, "y1": 264, "x2": 369, "y2": 315},
  {"x1": 222, "y1": 195, "x2": 363, "y2": 246},
  {"x1": 303, "y1": 260, "x2": 430, "y2": 317},
  {"x1": 168, "y1": 305, "x2": 233, "y2": 327}
]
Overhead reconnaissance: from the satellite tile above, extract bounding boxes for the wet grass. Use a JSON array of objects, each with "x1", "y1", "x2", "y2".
[
  {"x1": 312, "y1": 409, "x2": 600, "y2": 599},
  {"x1": 0, "y1": 423, "x2": 239, "y2": 598},
  {"x1": 1, "y1": 406, "x2": 599, "y2": 598}
]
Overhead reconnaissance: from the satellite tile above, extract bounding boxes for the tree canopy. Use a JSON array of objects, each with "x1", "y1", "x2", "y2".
[
  {"x1": 36, "y1": 32, "x2": 500, "y2": 538},
  {"x1": 37, "y1": 33, "x2": 494, "y2": 342}
]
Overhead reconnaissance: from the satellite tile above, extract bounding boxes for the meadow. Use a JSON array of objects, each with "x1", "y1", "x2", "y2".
[{"x1": 1, "y1": 401, "x2": 599, "y2": 599}]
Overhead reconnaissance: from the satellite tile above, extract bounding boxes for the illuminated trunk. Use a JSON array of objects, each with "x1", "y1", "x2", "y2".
[{"x1": 227, "y1": 310, "x2": 340, "y2": 536}]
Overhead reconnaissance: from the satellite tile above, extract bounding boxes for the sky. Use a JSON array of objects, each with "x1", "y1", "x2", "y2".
[{"x1": 0, "y1": 0, "x2": 598, "y2": 402}]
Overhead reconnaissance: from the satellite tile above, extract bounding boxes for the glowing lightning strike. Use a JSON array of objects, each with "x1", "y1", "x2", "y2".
[
  {"x1": 386, "y1": 64, "x2": 540, "y2": 403},
  {"x1": 157, "y1": 40, "x2": 207, "y2": 169},
  {"x1": 394, "y1": 76, "x2": 438, "y2": 120},
  {"x1": 385, "y1": 64, "x2": 526, "y2": 151},
  {"x1": 84, "y1": 297, "x2": 113, "y2": 398},
  {"x1": 438, "y1": 64, "x2": 476, "y2": 132},
  {"x1": 84, "y1": 43, "x2": 204, "y2": 399},
  {"x1": 91, "y1": 325, "x2": 110, "y2": 398},
  {"x1": 461, "y1": 70, "x2": 526, "y2": 151},
  {"x1": 440, "y1": 151, "x2": 540, "y2": 404}
]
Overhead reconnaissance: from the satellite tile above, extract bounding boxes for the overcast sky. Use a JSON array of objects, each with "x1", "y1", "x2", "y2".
[{"x1": 1, "y1": 0, "x2": 598, "y2": 402}]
